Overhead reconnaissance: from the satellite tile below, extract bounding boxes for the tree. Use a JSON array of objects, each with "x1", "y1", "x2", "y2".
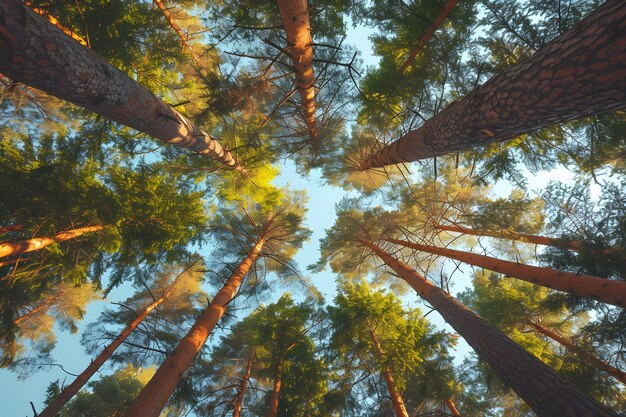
[
  {"x1": 121, "y1": 191, "x2": 310, "y2": 417},
  {"x1": 0, "y1": 0, "x2": 244, "y2": 171},
  {"x1": 360, "y1": 0, "x2": 626, "y2": 168},
  {"x1": 317, "y1": 206, "x2": 620, "y2": 417}
]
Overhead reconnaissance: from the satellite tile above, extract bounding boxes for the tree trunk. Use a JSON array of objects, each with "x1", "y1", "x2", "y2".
[
  {"x1": 0, "y1": 0, "x2": 244, "y2": 172},
  {"x1": 444, "y1": 398, "x2": 462, "y2": 417},
  {"x1": 360, "y1": 0, "x2": 626, "y2": 168},
  {"x1": 152, "y1": 0, "x2": 200, "y2": 64},
  {"x1": 434, "y1": 223, "x2": 623, "y2": 257},
  {"x1": 23, "y1": 1, "x2": 88, "y2": 46},
  {"x1": 276, "y1": 0, "x2": 318, "y2": 145},
  {"x1": 38, "y1": 281, "x2": 179, "y2": 417},
  {"x1": 386, "y1": 238, "x2": 626, "y2": 308},
  {"x1": 232, "y1": 349, "x2": 255, "y2": 417},
  {"x1": 121, "y1": 237, "x2": 266, "y2": 417},
  {"x1": 13, "y1": 302, "x2": 51, "y2": 325},
  {"x1": 0, "y1": 225, "x2": 23, "y2": 235},
  {"x1": 267, "y1": 359, "x2": 283, "y2": 417},
  {"x1": 525, "y1": 319, "x2": 626, "y2": 385},
  {"x1": 368, "y1": 327, "x2": 410, "y2": 417},
  {"x1": 0, "y1": 225, "x2": 104, "y2": 259},
  {"x1": 398, "y1": 0, "x2": 459, "y2": 73},
  {"x1": 358, "y1": 238, "x2": 619, "y2": 417}
]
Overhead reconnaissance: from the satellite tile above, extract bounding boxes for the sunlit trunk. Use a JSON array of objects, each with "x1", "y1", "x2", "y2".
[
  {"x1": 121, "y1": 237, "x2": 266, "y2": 417},
  {"x1": 0, "y1": 225, "x2": 104, "y2": 259},
  {"x1": 23, "y1": 1, "x2": 88, "y2": 46},
  {"x1": 152, "y1": 0, "x2": 200, "y2": 64},
  {"x1": 358, "y1": 238, "x2": 619, "y2": 417},
  {"x1": 232, "y1": 350, "x2": 255, "y2": 417},
  {"x1": 445, "y1": 398, "x2": 462, "y2": 417},
  {"x1": 386, "y1": 238, "x2": 626, "y2": 308}
]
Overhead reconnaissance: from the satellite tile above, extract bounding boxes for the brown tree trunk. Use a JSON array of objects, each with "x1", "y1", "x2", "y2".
[
  {"x1": 434, "y1": 223, "x2": 623, "y2": 257},
  {"x1": 121, "y1": 237, "x2": 266, "y2": 417},
  {"x1": 13, "y1": 302, "x2": 51, "y2": 325},
  {"x1": 152, "y1": 0, "x2": 200, "y2": 64},
  {"x1": 360, "y1": 0, "x2": 626, "y2": 168},
  {"x1": 386, "y1": 237, "x2": 626, "y2": 308},
  {"x1": 445, "y1": 398, "x2": 462, "y2": 417},
  {"x1": 23, "y1": 1, "x2": 88, "y2": 46},
  {"x1": 0, "y1": 225, "x2": 23, "y2": 235},
  {"x1": 0, "y1": 0, "x2": 244, "y2": 172},
  {"x1": 38, "y1": 281, "x2": 179, "y2": 417},
  {"x1": 232, "y1": 349, "x2": 255, "y2": 417},
  {"x1": 525, "y1": 319, "x2": 626, "y2": 385},
  {"x1": 0, "y1": 225, "x2": 104, "y2": 259},
  {"x1": 276, "y1": 0, "x2": 318, "y2": 145},
  {"x1": 358, "y1": 238, "x2": 619, "y2": 417},
  {"x1": 368, "y1": 327, "x2": 410, "y2": 417},
  {"x1": 398, "y1": 0, "x2": 459, "y2": 73},
  {"x1": 267, "y1": 359, "x2": 283, "y2": 417}
]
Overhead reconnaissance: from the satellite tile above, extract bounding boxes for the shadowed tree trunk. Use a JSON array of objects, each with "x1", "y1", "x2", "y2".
[
  {"x1": 38, "y1": 276, "x2": 183, "y2": 417},
  {"x1": 121, "y1": 236, "x2": 266, "y2": 417},
  {"x1": 398, "y1": 0, "x2": 459, "y2": 73},
  {"x1": 368, "y1": 327, "x2": 410, "y2": 417},
  {"x1": 434, "y1": 223, "x2": 624, "y2": 257},
  {"x1": 267, "y1": 358, "x2": 283, "y2": 417},
  {"x1": 232, "y1": 349, "x2": 255, "y2": 417},
  {"x1": 276, "y1": 0, "x2": 318, "y2": 145},
  {"x1": 0, "y1": 0, "x2": 244, "y2": 172},
  {"x1": 0, "y1": 225, "x2": 104, "y2": 259},
  {"x1": 444, "y1": 398, "x2": 462, "y2": 416},
  {"x1": 361, "y1": 0, "x2": 626, "y2": 168},
  {"x1": 358, "y1": 238, "x2": 619, "y2": 417},
  {"x1": 386, "y1": 237, "x2": 626, "y2": 308},
  {"x1": 525, "y1": 319, "x2": 626, "y2": 385}
]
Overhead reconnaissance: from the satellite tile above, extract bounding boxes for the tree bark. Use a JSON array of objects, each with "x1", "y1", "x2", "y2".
[
  {"x1": 38, "y1": 281, "x2": 179, "y2": 417},
  {"x1": 398, "y1": 0, "x2": 459, "y2": 73},
  {"x1": 358, "y1": 238, "x2": 619, "y2": 417},
  {"x1": 434, "y1": 223, "x2": 623, "y2": 258},
  {"x1": 276, "y1": 0, "x2": 318, "y2": 145},
  {"x1": 267, "y1": 359, "x2": 283, "y2": 417},
  {"x1": 23, "y1": 1, "x2": 88, "y2": 46},
  {"x1": 386, "y1": 237, "x2": 626, "y2": 308},
  {"x1": 525, "y1": 319, "x2": 626, "y2": 385},
  {"x1": 0, "y1": 0, "x2": 244, "y2": 172},
  {"x1": 360, "y1": 0, "x2": 626, "y2": 168},
  {"x1": 121, "y1": 237, "x2": 266, "y2": 417},
  {"x1": 368, "y1": 327, "x2": 410, "y2": 417},
  {"x1": 0, "y1": 225, "x2": 23, "y2": 235},
  {"x1": 444, "y1": 398, "x2": 462, "y2": 417},
  {"x1": 0, "y1": 225, "x2": 104, "y2": 259},
  {"x1": 232, "y1": 349, "x2": 255, "y2": 417}
]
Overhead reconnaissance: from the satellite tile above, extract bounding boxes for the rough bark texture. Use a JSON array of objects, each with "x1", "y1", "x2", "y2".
[
  {"x1": 0, "y1": 225, "x2": 104, "y2": 259},
  {"x1": 398, "y1": 0, "x2": 459, "y2": 73},
  {"x1": 369, "y1": 328, "x2": 410, "y2": 417},
  {"x1": 0, "y1": 0, "x2": 244, "y2": 172},
  {"x1": 276, "y1": 0, "x2": 318, "y2": 144},
  {"x1": 445, "y1": 398, "x2": 462, "y2": 417},
  {"x1": 267, "y1": 359, "x2": 283, "y2": 417},
  {"x1": 152, "y1": 0, "x2": 200, "y2": 64},
  {"x1": 434, "y1": 223, "x2": 624, "y2": 257},
  {"x1": 232, "y1": 350, "x2": 255, "y2": 417},
  {"x1": 358, "y1": 239, "x2": 620, "y2": 417},
  {"x1": 386, "y1": 238, "x2": 626, "y2": 308},
  {"x1": 121, "y1": 237, "x2": 265, "y2": 417},
  {"x1": 38, "y1": 284, "x2": 177, "y2": 417},
  {"x1": 361, "y1": 0, "x2": 626, "y2": 168},
  {"x1": 526, "y1": 319, "x2": 626, "y2": 384},
  {"x1": 24, "y1": 1, "x2": 88, "y2": 46}
]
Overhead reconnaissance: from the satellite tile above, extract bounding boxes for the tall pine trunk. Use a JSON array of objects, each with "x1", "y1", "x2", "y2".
[
  {"x1": 386, "y1": 238, "x2": 626, "y2": 308},
  {"x1": 23, "y1": 1, "x2": 88, "y2": 46},
  {"x1": 358, "y1": 238, "x2": 619, "y2": 417},
  {"x1": 0, "y1": 0, "x2": 244, "y2": 172},
  {"x1": 434, "y1": 223, "x2": 623, "y2": 257},
  {"x1": 444, "y1": 398, "x2": 462, "y2": 417},
  {"x1": 360, "y1": 0, "x2": 626, "y2": 168},
  {"x1": 267, "y1": 359, "x2": 283, "y2": 417},
  {"x1": 152, "y1": 0, "x2": 200, "y2": 64},
  {"x1": 38, "y1": 278, "x2": 181, "y2": 417},
  {"x1": 121, "y1": 237, "x2": 266, "y2": 417},
  {"x1": 0, "y1": 225, "x2": 104, "y2": 259},
  {"x1": 232, "y1": 350, "x2": 255, "y2": 417},
  {"x1": 369, "y1": 327, "x2": 410, "y2": 417},
  {"x1": 276, "y1": 0, "x2": 318, "y2": 145},
  {"x1": 398, "y1": 0, "x2": 459, "y2": 73},
  {"x1": 525, "y1": 319, "x2": 626, "y2": 384}
]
